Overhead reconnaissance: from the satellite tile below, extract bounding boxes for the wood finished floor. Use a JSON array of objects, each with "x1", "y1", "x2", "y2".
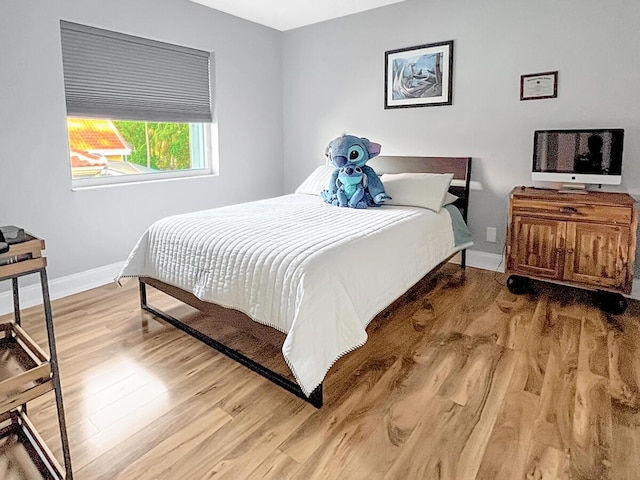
[{"x1": 2, "y1": 264, "x2": 640, "y2": 479}]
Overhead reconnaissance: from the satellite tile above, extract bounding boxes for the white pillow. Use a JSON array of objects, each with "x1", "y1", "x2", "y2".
[
  {"x1": 295, "y1": 165, "x2": 334, "y2": 196},
  {"x1": 443, "y1": 192, "x2": 458, "y2": 206},
  {"x1": 381, "y1": 172, "x2": 454, "y2": 212}
]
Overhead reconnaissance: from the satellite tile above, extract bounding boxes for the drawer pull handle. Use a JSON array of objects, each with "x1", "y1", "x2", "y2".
[{"x1": 560, "y1": 207, "x2": 578, "y2": 214}]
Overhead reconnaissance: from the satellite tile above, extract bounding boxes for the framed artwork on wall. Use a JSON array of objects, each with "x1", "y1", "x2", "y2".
[
  {"x1": 384, "y1": 40, "x2": 454, "y2": 109},
  {"x1": 520, "y1": 71, "x2": 558, "y2": 100}
]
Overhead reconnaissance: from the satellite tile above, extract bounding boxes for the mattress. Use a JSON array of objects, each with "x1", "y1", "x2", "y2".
[{"x1": 117, "y1": 193, "x2": 471, "y2": 395}]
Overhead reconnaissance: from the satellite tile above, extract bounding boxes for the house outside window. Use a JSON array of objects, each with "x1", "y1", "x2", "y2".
[{"x1": 60, "y1": 21, "x2": 215, "y2": 187}]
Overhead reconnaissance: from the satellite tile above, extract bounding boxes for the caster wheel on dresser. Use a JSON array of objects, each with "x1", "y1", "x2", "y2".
[
  {"x1": 506, "y1": 275, "x2": 531, "y2": 295},
  {"x1": 594, "y1": 290, "x2": 628, "y2": 314}
]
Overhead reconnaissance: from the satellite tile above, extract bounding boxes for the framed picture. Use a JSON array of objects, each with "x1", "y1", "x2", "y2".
[
  {"x1": 520, "y1": 71, "x2": 558, "y2": 100},
  {"x1": 385, "y1": 40, "x2": 454, "y2": 109}
]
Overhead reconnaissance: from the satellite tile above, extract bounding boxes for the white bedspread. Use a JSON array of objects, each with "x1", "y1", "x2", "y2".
[{"x1": 117, "y1": 193, "x2": 463, "y2": 396}]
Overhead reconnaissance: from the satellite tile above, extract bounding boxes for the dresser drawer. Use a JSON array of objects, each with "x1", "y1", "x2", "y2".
[{"x1": 511, "y1": 198, "x2": 632, "y2": 225}]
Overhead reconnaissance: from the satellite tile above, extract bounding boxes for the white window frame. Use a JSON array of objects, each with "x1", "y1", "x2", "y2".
[{"x1": 70, "y1": 122, "x2": 218, "y2": 190}]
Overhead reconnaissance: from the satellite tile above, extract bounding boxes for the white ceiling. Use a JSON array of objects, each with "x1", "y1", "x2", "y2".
[{"x1": 189, "y1": 0, "x2": 407, "y2": 31}]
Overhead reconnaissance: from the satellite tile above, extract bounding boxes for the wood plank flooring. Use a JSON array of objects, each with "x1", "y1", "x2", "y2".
[{"x1": 2, "y1": 265, "x2": 640, "y2": 479}]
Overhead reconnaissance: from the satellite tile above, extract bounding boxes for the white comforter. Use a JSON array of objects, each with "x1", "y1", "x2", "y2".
[{"x1": 117, "y1": 193, "x2": 462, "y2": 396}]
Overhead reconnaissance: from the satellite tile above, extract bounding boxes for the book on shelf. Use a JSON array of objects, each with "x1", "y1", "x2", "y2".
[{"x1": 0, "y1": 253, "x2": 33, "y2": 267}]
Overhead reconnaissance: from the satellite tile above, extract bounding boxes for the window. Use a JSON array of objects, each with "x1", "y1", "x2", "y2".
[
  {"x1": 60, "y1": 21, "x2": 215, "y2": 187},
  {"x1": 66, "y1": 117, "x2": 209, "y2": 180}
]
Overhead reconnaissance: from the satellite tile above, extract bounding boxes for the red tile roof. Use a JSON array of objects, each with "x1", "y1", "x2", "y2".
[
  {"x1": 70, "y1": 148, "x2": 108, "y2": 167},
  {"x1": 67, "y1": 118, "x2": 131, "y2": 154}
]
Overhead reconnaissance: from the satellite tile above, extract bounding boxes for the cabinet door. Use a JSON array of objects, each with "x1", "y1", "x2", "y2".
[
  {"x1": 563, "y1": 222, "x2": 630, "y2": 290},
  {"x1": 508, "y1": 216, "x2": 566, "y2": 279}
]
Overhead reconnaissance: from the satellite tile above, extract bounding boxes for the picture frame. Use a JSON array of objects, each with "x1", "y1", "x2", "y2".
[
  {"x1": 520, "y1": 71, "x2": 558, "y2": 101},
  {"x1": 385, "y1": 40, "x2": 454, "y2": 109}
]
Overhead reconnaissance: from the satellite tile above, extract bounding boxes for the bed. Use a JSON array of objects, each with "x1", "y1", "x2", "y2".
[{"x1": 117, "y1": 156, "x2": 473, "y2": 407}]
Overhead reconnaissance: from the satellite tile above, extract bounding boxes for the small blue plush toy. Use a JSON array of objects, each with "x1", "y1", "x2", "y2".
[
  {"x1": 321, "y1": 134, "x2": 391, "y2": 207},
  {"x1": 336, "y1": 165, "x2": 367, "y2": 208}
]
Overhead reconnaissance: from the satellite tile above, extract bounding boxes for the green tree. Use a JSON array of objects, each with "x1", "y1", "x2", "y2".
[
  {"x1": 112, "y1": 120, "x2": 191, "y2": 171},
  {"x1": 112, "y1": 120, "x2": 148, "y2": 166}
]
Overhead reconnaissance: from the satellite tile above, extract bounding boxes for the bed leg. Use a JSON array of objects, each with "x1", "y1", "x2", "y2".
[
  {"x1": 309, "y1": 384, "x2": 323, "y2": 408},
  {"x1": 139, "y1": 279, "x2": 148, "y2": 308}
]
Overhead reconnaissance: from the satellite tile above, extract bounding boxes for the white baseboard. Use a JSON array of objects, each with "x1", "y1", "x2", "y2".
[
  {"x1": 465, "y1": 249, "x2": 505, "y2": 273},
  {"x1": 0, "y1": 261, "x2": 124, "y2": 316},
  {"x1": 1, "y1": 250, "x2": 637, "y2": 316}
]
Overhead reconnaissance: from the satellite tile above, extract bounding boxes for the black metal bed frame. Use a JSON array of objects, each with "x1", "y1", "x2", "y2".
[
  {"x1": 136, "y1": 156, "x2": 472, "y2": 409},
  {"x1": 139, "y1": 280, "x2": 324, "y2": 407}
]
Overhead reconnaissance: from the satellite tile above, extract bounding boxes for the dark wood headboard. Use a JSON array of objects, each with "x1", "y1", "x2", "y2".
[{"x1": 368, "y1": 156, "x2": 473, "y2": 222}]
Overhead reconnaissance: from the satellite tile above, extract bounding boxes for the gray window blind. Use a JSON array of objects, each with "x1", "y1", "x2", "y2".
[{"x1": 60, "y1": 21, "x2": 212, "y2": 123}]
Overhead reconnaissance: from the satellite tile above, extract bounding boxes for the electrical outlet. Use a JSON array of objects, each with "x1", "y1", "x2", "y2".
[{"x1": 486, "y1": 227, "x2": 497, "y2": 243}]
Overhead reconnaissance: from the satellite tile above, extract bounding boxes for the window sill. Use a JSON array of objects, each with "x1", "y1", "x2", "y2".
[{"x1": 71, "y1": 169, "x2": 217, "y2": 191}]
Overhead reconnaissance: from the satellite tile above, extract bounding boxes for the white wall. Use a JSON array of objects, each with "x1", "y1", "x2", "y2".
[
  {"x1": 282, "y1": 0, "x2": 640, "y2": 259},
  {"x1": 0, "y1": 0, "x2": 283, "y2": 289}
]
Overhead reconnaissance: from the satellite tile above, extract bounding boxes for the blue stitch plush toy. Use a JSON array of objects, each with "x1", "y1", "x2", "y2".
[
  {"x1": 320, "y1": 134, "x2": 391, "y2": 207},
  {"x1": 336, "y1": 165, "x2": 367, "y2": 208}
]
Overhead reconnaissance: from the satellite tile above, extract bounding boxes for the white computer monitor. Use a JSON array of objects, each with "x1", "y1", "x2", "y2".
[{"x1": 531, "y1": 129, "x2": 623, "y2": 190}]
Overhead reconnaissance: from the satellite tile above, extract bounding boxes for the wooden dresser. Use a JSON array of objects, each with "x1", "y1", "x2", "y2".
[{"x1": 506, "y1": 187, "x2": 637, "y2": 309}]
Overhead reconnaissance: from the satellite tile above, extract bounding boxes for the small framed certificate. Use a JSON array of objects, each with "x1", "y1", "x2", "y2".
[{"x1": 520, "y1": 71, "x2": 558, "y2": 100}]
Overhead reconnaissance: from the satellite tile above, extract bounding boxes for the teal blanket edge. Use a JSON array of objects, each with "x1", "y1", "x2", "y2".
[{"x1": 443, "y1": 204, "x2": 473, "y2": 247}]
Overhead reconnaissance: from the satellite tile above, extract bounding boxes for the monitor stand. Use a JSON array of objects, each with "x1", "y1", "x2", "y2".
[{"x1": 558, "y1": 183, "x2": 588, "y2": 194}]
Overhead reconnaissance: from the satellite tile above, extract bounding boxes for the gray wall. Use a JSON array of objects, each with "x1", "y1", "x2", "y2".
[
  {"x1": 0, "y1": 0, "x2": 283, "y2": 285},
  {"x1": 3, "y1": 0, "x2": 640, "y2": 292},
  {"x1": 282, "y1": 0, "x2": 640, "y2": 257}
]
